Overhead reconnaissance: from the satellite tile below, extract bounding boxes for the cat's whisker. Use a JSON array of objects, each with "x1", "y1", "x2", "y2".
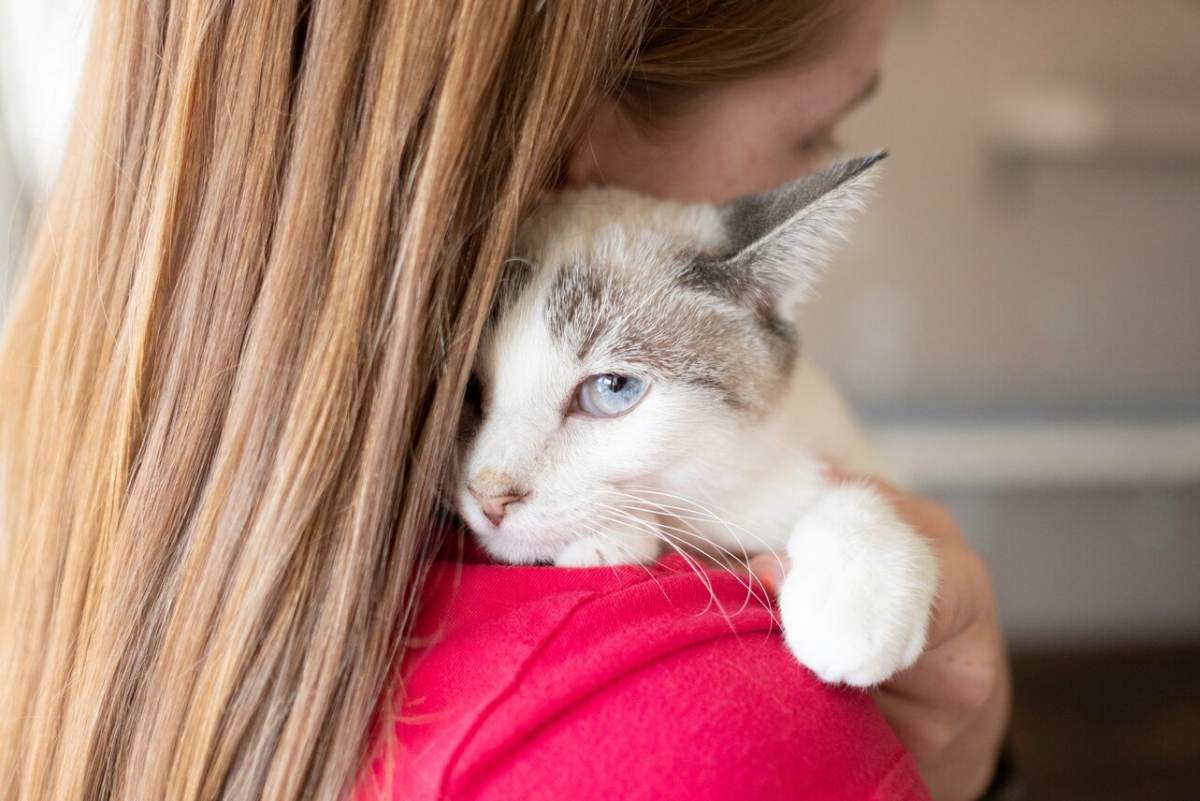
[
  {"x1": 626, "y1": 501, "x2": 756, "y2": 571},
  {"x1": 602, "y1": 487, "x2": 754, "y2": 545},
  {"x1": 592, "y1": 506, "x2": 724, "y2": 619},
  {"x1": 578, "y1": 523, "x2": 672, "y2": 600},
  {"x1": 578, "y1": 521, "x2": 673, "y2": 603},
  {"x1": 611, "y1": 487, "x2": 786, "y2": 576},
  {"x1": 601, "y1": 488, "x2": 772, "y2": 581},
  {"x1": 648, "y1": 506, "x2": 782, "y2": 591},
  {"x1": 600, "y1": 492, "x2": 758, "y2": 597},
  {"x1": 594, "y1": 504, "x2": 764, "y2": 630},
  {"x1": 592, "y1": 507, "x2": 714, "y2": 598},
  {"x1": 618, "y1": 487, "x2": 769, "y2": 546},
  {"x1": 631, "y1": 519, "x2": 756, "y2": 632},
  {"x1": 599, "y1": 489, "x2": 781, "y2": 623},
  {"x1": 640, "y1": 517, "x2": 763, "y2": 618},
  {"x1": 637, "y1": 511, "x2": 769, "y2": 621}
]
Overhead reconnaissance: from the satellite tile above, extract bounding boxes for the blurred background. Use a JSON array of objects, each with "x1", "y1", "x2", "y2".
[{"x1": 1, "y1": 1, "x2": 1197, "y2": 799}]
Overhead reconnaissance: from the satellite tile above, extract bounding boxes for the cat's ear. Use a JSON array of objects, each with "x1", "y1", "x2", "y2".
[{"x1": 694, "y1": 151, "x2": 885, "y2": 312}]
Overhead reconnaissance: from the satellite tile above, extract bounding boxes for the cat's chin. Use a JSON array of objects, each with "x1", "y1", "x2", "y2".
[{"x1": 470, "y1": 526, "x2": 573, "y2": 566}]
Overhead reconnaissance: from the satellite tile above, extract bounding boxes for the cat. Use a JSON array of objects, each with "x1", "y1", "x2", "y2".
[{"x1": 454, "y1": 153, "x2": 937, "y2": 687}]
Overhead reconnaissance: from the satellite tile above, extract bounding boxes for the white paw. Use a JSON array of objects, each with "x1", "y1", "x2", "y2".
[
  {"x1": 553, "y1": 528, "x2": 660, "y2": 567},
  {"x1": 778, "y1": 483, "x2": 938, "y2": 687}
]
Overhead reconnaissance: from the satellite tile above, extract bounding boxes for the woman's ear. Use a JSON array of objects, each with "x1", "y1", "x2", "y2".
[
  {"x1": 561, "y1": 96, "x2": 628, "y2": 190},
  {"x1": 562, "y1": 136, "x2": 600, "y2": 190}
]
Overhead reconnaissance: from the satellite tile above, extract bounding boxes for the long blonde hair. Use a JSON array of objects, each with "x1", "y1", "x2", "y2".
[{"x1": 0, "y1": 1, "x2": 850, "y2": 798}]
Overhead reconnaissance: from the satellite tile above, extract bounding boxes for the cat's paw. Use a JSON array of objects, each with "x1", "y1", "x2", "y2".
[
  {"x1": 553, "y1": 529, "x2": 660, "y2": 567},
  {"x1": 778, "y1": 483, "x2": 937, "y2": 687}
]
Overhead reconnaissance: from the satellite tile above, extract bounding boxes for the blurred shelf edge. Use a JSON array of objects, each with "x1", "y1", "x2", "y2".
[
  {"x1": 873, "y1": 420, "x2": 1200, "y2": 490},
  {"x1": 986, "y1": 84, "x2": 1200, "y2": 171}
]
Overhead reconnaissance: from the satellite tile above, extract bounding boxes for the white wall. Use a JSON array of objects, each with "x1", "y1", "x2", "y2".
[
  {"x1": 0, "y1": 0, "x2": 91, "y2": 312},
  {"x1": 0, "y1": 100, "x2": 24, "y2": 316}
]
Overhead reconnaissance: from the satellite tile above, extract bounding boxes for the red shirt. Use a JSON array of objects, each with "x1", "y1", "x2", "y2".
[{"x1": 354, "y1": 548, "x2": 929, "y2": 801}]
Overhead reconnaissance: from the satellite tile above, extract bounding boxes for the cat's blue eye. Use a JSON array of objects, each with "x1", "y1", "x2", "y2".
[{"x1": 576, "y1": 373, "x2": 649, "y2": 418}]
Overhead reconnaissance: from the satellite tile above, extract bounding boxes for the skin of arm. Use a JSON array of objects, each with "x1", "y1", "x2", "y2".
[
  {"x1": 869, "y1": 480, "x2": 1011, "y2": 801},
  {"x1": 753, "y1": 468, "x2": 1012, "y2": 801}
]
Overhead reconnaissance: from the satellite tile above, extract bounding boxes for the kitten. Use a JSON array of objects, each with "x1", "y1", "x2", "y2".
[{"x1": 455, "y1": 153, "x2": 937, "y2": 687}]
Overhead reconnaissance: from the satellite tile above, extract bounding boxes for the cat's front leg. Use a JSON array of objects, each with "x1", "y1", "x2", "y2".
[
  {"x1": 553, "y1": 508, "x2": 662, "y2": 567},
  {"x1": 778, "y1": 482, "x2": 938, "y2": 687}
]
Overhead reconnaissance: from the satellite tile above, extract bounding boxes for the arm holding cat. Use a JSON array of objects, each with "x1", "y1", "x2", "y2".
[
  {"x1": 755, "y1": 470, "x2": 1012, "y2": 801},
  {"x1": 868, "y1": 475, "x2": 1011, "y2": 801}
]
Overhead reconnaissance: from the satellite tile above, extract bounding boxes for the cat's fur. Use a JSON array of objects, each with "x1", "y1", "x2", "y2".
[{"x1": 455, "y1": 154, "x2": 937, "y2": 687}]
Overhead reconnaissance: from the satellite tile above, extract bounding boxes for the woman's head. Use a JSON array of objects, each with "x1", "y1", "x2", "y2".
[
  {"x1": 572, "y1": 0, "x2": 892, "y2": 203},
  {"x1": 0, "y1": 1, "x2": 887, "y2": 798}
]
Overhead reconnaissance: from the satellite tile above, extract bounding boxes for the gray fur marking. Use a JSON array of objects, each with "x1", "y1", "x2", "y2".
[
  {"x1": 719, "y1": 151, "x2": 886, "y2": 260},
  {"x1": 678, "y1": 151, "x2": 886, "y2": 317},
  {"x1": 508, "y1": 153, "x2": 884, "y2": 414},
  {"x1": 542, "y1": 258, "x2": 795, "y2": 410}
]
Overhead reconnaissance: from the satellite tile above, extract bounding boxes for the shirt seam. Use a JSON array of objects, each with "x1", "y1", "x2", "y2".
[
  {"x1": 869, "y1": 748, "x2": 930, "y2": 801},
  {"x1": 440, "y1": 576, "x2": 783, "y2": 798},
  {"x1": 435, "y1": 586, "x2": 606, "y2": 798}
]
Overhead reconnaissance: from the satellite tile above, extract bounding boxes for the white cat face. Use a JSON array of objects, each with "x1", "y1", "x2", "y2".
[
  {"x1": 457, "y1": 240, "x2": 752, "y2": 563},
  {"x1": 456, "y1": 155, "x2": 882, "y2": 563}
]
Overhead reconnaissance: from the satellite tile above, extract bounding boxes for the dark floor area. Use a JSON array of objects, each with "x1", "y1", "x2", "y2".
[{"x1": 1009, "y1": 642, "x2": 1200, "y2": 801}]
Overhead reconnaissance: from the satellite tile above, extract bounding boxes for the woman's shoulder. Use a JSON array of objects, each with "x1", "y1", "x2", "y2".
[{"x1": 356, "y1": 554, "x2": 928, "y2": 801}]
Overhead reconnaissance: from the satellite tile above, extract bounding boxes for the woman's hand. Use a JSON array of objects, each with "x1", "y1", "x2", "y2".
[{"x1": 752, "y1": 468, "x2": 1012, "y2": 801}]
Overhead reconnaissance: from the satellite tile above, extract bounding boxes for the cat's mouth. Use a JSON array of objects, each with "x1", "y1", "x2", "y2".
[
  {"x1": 468, "y1": 521, "x2": 579, "y2": 565},
  {"x1": 456, "y1": 487, "x2": 600, "y2": 564}
]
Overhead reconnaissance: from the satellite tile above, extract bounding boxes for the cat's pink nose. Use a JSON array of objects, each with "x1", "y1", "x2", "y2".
[{"x1": 468, "y1": 486, "x2": 528, "y2": 527}]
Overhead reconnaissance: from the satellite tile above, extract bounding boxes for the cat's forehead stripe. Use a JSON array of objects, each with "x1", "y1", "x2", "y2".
[
  {"x1": 544, "y1": 261, "x2": 609, "y2": 358},
  {"x1": 535, "y1": 259, "x2": 794, "y2": 410}
]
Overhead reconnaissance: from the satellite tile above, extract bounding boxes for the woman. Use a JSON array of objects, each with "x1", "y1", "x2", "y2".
[{"x1": 0, "y1": 0, "x2": 1010, "y2": 799}]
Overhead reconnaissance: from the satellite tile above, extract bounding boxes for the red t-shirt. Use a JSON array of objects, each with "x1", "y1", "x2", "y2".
[{"x1": 354, "y1": 548, "x2": 930, "y2": 801}]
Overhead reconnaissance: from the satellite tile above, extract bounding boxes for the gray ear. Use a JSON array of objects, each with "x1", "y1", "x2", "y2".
[{"x1": 686, "y1": 151, "x2": 886, "y2": 313}]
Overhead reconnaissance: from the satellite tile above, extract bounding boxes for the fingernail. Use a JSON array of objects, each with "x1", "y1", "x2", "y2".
[
  {"x1": 821, "y1": 461, "x2": 847, "y2": 482},
  {"x1": 749, "y1": 553, "x2": 789, "y2": 595}
]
